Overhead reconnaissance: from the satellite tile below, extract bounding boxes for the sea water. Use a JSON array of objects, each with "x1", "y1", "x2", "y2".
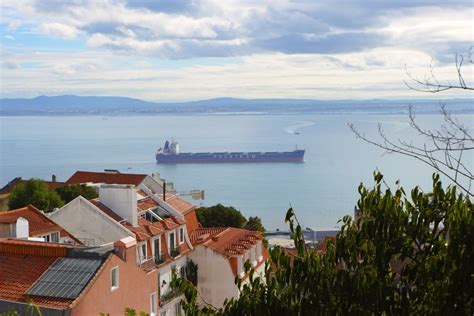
[{"x1": 1, "y1": 113, "x2": 472, "y2": 230}]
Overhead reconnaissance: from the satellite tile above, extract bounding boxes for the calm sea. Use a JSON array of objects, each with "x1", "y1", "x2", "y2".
[{"x1": 1, "y1": 114, "x2": 472, "y2": 230}]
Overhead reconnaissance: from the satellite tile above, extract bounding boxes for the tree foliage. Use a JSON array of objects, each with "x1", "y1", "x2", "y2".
[
  {"x1": 173, "y1": 172, "x2": 473, "y2": 315},
  {"x1": 244, "y1": 216, "x2": 265, "y2": 233},
  {"x1": 196, "y1": 204, "x2": 266, "y2": 236},
  {"x1": 55, "y1": 184, "x2": 98, "y2": 204},
  {"x1": 8, "y1": 179, "x2": 63, "y2": 212},
  {"x1": 196, "y1": 204, "x2": 247, "y2": 228}
]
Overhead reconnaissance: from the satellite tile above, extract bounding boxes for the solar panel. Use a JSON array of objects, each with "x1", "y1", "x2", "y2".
[{"x1": 26, "y1": 258, "x2": 102, "y2": 299}]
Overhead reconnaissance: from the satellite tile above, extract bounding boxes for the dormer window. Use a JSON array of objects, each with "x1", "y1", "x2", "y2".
[
  {"x1": 138, "y1": 241, "x2": 147, "y2": 263},
  {"x1": 169, "y1": 231, "x2": 176, "y2": 252}
]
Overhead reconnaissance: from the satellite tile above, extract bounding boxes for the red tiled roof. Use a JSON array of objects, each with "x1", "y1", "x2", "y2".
[
  {"x1": 191, "y1": 227, "x2": 263, "y2": 256},
  {"x1": 184, "y1": 210, "x2": 201, "y2": 233},
  {"x1": 0, "y1": 239, "x2": 80, "y2": 308},
  {"x1": 137, "y1": 197, "x2": 159, "y2": 212},
  {"x1": 0, "y1": 253, "x2": 69, "y2": 306},
  {"x1": 0, "y1": 205, "x2": 81, "y2": 243},
  {"x1": 0, "y1": 239, "x2": 77, "y2": 257},
  {"x1": 0, "y1": 239, "x2": 104, "y2": 309},
  {"x1": 66, "y1": 171, "x2": 147, "y2": 186},
  {"x1": 166, "y1": 196, "x2": 195, "y2": 215},
  {"x1": 161, "y1": 217, "x2": 180, "y2": 230},
  {"x1": 0, "y1": 177, "x2": 65, "y2": 195}
]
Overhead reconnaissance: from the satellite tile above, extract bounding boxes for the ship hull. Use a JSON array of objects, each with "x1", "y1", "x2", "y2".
[{"x1": 156, "y1": 150, "x2": 305, "y2": 163}]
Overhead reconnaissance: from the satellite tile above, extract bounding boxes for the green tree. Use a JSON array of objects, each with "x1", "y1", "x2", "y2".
[
  {"x1": 173, "y1": 173, "x2": 473, "y2": 315},
  {"x1": 55, "y1": 184, "x2": 98, "y2": 204},
  {"x1": 8, "y1": 179, "x2": 63, "y2": 212},
  {"x1": 196, "y1": 204, "x2": 246, "y2": 228},
  {"x1": 243, "y1": 216, "x2": 265, "y2": 233}
]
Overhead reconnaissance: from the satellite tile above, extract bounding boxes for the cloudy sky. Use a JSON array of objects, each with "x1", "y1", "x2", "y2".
[{"x1": 1, "y1": 0, "x2": 473, "y2": 101}]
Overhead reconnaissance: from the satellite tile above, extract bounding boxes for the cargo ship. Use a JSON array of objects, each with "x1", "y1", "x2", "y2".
[{"x1": 156, "y1": 140, "x2": 305, "y2": 163}]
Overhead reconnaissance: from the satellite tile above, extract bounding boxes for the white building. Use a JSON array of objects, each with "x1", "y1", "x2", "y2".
[{"x1": 189, "y1": 227, "x2": 267, "y2": 308}]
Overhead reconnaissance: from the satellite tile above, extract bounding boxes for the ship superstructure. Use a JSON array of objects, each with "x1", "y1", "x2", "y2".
[{"x1": 156, "y1": 140, "x2": 305, "y2": 163}]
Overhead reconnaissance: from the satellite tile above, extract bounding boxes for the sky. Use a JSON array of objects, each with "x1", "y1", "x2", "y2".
[{"x1": 1, "y1": 0, "x2": 473, "y2": 101}]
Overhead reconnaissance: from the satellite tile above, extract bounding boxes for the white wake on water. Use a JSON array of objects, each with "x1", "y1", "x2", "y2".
[{"x1": 284, "y1": 120, "x2": 316, "y2": 134}]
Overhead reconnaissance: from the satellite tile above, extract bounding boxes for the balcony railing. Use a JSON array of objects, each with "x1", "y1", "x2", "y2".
[
  {"x1": 170, "y1": 246, "x2": 180, "y2": 258},
  {"x1": 160, "y1": 289, "x2": 181, "y2": 306},
  {"x1": 154, "y1": 253, "x2": 166, "y2": 265}
]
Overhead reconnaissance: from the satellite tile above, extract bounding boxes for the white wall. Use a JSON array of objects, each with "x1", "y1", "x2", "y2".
[
  {"x1": 159, "y1": 255, "x2": 188, "y2": 297},
  {"x1": 49, "y1": 197, "x2": 134, "y2": 246},
  {"x1": 99, "y1": 185, "x2": 138, "y2": 226},
  {"x1": 188, "y1": 245, "x2": 239, "y2": 308}
]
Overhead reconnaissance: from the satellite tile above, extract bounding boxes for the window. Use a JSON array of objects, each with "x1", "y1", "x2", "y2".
[
  {"x1": 169, "y1": 232, "x2": 175, "y2": 252},
  {"x1": 51, "y1": 232, "x2": 59, "y2": 243},
  {"x1": 150, "y1": 292, "x2": 157, "y2": 316},
  {"x1": 153, "y1": 237, "x2": 162, "y2": 264},
  {"x1": 139, "y1": 242, "x2": 147, "y2": 262},
  {"x1": 111, "y1": 266, "x2": 119, "y2": 290},
  {"x1": 179, "y1": 227, "x2": 184, "y2": 244}
]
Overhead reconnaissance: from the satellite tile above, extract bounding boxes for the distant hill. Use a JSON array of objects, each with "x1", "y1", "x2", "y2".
[{"x1": 0, "y1": 95, "x2": 472, "y2": 115}]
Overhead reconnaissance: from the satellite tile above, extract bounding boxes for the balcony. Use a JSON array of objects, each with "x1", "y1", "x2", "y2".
[
  {"x1": 154, "y1": 253, "x2": 166, "y2": 265},
  {"x1": 160, "y1": 289, "x2": 181, "y2": 306},
  {"x1": 170, "y1": 246, "x2": 180, "y2": 258}
]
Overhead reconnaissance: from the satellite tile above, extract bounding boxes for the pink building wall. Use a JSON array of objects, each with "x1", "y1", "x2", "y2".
[{"x1": 71, "y1": 241, "x2": 158, "y2": 315}]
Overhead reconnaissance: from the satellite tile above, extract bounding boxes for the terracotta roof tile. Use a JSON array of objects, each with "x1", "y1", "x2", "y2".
[
  {"x1": 165, "y1": 196, "x2": 195, "y2": 215},
  {"x1": 0, "y1": 253, "x2": 61, "y2": 304},
  {"x1": 0, "y1": 205, "x2": 81, "y2": 243},
  {"x1": 161, "y1": 218, "x2": 180, "y2": 230},
  {"x1": 0, "y1": 239, "x2": 77, "y2": 257},
  {"x1": 0, "y1": 205, "x2": 58, "y2": 236},
  {"x1": 137, "y1": 197, "x2": 159, "y2": 212},
  {"x1": 66, "y1": 171, "x2": 147, "y2": 186},
  {"x1": 0, "y1": 240, "x2": 82, "y2": 309},
  {"x1": 184, "y1": 210, "x2": 201, "y2": 233},
  {"x1": 191, "y1": 227, "x2": 263, "y2": 256}
]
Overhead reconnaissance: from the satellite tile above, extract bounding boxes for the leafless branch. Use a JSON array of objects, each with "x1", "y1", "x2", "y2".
[{"x1": 403, "y1": 48, "x2": 474, "y2": 93}]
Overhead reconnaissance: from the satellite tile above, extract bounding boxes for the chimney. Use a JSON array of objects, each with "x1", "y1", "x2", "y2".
[
  {"x1": 52, "y1": 174, "x2": 57, "y2": 182},
  {"x1": 114, "y1": 236, "x2": 136, "y2": 261},
  {"x1": 14, "y1": 217, "x2": 29, "y2": 238},
  {"x1": 99, "y1": 185, "x2": 138, "y2": 227}
]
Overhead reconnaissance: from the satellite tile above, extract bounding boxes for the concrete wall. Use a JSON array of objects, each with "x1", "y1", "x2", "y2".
[
  {"x1": 72, "y1": 243, "x2": 158, "y2": 316},
  {"x1": 188, "y1": 245, "x2": 239, "y2": 308},
  {"x1": 99, "y1": 185, "x2": 138, "y2": 227},
  {"x1": 49, "y1": 197, "x2": 134, "y2": 246}
]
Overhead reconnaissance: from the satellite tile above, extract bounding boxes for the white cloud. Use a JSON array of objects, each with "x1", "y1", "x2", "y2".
[
  {"x1": 38, "y1": 22, "x2": 81, "y2": 39},
  {"x1": 1, "y1": 0, "x2": 473, "y2": 99},
  {"x1": 1, "y1": 47, "x2": 472, "y2": 100}
]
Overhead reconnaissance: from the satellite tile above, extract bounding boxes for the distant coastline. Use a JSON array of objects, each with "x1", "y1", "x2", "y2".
[{"x1": 1, "y1": 95, "x2": 472, "y2": 116}]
